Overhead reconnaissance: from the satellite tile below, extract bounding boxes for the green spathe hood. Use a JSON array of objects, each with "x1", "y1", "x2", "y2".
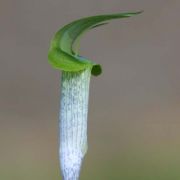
[{"x1": 48, "y1": 11, "x2": 142, "y2": 76}]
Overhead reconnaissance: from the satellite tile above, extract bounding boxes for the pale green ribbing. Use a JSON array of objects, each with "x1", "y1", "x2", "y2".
[{"x1": 59, "y1": 68, "x2": 91, "y2": 180}]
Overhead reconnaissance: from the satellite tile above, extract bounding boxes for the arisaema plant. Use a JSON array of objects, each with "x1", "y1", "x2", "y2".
[{"x1": 48, "y1": 11, "x2": 142, "y2": 180}]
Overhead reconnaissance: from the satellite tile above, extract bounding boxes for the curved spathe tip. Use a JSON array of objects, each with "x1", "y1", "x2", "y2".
[{"x1": 48, "y1": 11, "x2": 143, "y2": 76}]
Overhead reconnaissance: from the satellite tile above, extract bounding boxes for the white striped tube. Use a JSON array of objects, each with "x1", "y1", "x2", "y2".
[{"x1": 59, "y1": 68, "x2": 91, "y2": 180}]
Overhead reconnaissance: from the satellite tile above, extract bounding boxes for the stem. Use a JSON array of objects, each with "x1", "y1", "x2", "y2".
[{"x1": 59, "y1": 68, "x2": 91, "y2": 180}]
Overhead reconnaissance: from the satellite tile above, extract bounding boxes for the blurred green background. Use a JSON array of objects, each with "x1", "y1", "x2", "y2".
[{"x1": 1, "y1": 0, "x2": 180, "y2": 179}]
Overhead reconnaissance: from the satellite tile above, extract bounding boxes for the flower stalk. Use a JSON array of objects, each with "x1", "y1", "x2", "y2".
[{"x1": 60, "y1": 68, "x2": 91, "y2": 179}]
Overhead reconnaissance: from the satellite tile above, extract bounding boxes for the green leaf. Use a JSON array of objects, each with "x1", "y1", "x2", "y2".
[{"x1": 48, "y1": 11, "x2": 142, "y2": 76}]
